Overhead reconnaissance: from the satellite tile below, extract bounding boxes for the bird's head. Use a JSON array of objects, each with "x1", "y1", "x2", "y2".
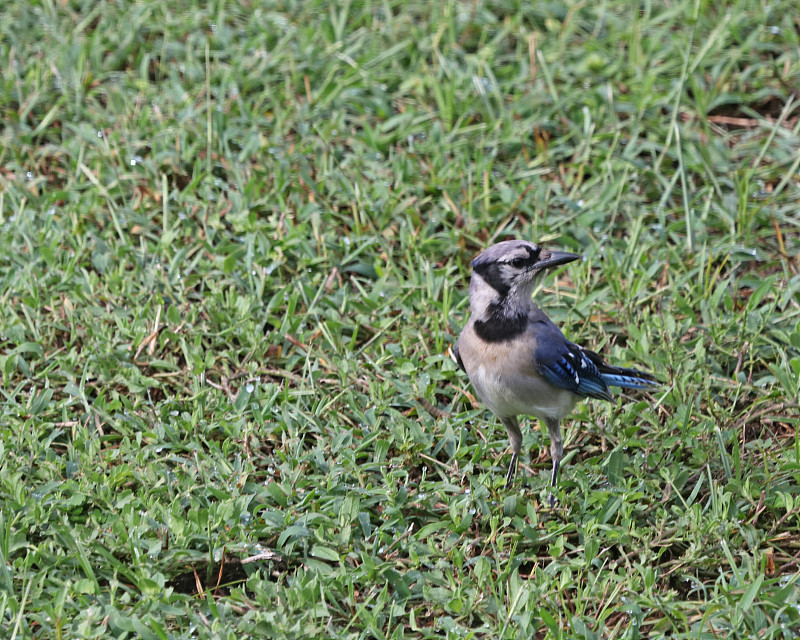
[{"x1": 470, "y1": 240, "x2": 580, "y2": 301}]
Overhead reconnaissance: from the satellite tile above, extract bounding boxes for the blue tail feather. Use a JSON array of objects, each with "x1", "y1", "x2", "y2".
[
  {"x1": 601, "y1": 372, "x2": 658, "y2": 390},
  {"x1": 586, "y1": 349, "x2": 658, "y2": 391}
]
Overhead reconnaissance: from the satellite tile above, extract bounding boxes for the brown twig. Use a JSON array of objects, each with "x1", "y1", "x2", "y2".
[
  {"x1": 213, "y1": 547, "x2": 226, "y2": 597},
  {"x1": 193, "y1": 566, "x2": 205, "y2": 599},
  {"x1": 417, "y1": 397, "x2": 450, "y2": 419},
  {"x1": 768, "y1": 506, "x2": 800, "y2": 537},
  {"x1": 735, "y1": 403, "x2": 800, "y2": 433}
]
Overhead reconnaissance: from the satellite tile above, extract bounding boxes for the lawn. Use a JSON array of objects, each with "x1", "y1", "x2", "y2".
[{"x1": 1, "y1": 0, "x2": 799, "y2": 638}]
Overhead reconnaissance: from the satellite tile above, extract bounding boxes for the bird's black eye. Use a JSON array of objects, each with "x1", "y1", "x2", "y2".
[{"x1": 511, "y1": 257, "x2": 525, "y2": 268}]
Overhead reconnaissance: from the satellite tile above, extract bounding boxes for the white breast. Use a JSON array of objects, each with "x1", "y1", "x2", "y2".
[
  {"x1": 459, "y1": 326, "x2": 578, "y2": 422},
  {"x1": 470, "y1": 362, "x2": 577, "y2": 421}
]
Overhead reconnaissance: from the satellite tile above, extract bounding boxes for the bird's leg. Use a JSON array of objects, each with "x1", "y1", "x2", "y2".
[
  {"x1": 500, "y1": 416, "x2": 522, "y2": 489},
  {"x1": 545, "y1": 417, "x2": 563, "y2": 507}
]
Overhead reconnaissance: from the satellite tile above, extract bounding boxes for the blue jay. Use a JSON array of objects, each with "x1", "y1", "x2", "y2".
[{"x1": 454, "y1": 240, "x2": 656, "y2": 503}]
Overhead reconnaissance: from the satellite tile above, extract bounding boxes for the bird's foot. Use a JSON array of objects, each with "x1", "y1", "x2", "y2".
[{"x1": 547, "y1": 493, "x2": 558, "y2": 509}]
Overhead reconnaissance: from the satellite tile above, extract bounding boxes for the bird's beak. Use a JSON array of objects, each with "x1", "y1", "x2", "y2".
[{"x1": 536, "y1": 250, "x2": 581, "y2": 271}]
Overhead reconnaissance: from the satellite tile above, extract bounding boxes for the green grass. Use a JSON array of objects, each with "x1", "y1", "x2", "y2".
[{"x1": 1, "y1": 0, "x2": 800, "y2": 637}]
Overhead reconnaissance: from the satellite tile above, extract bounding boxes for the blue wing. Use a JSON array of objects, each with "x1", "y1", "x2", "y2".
[
  {"x1": 536, "y1": 339, "x2": 614, "y2": 401},
  {"x1": 535, "y1": 331, "x2": 656, "y2": 401}
]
